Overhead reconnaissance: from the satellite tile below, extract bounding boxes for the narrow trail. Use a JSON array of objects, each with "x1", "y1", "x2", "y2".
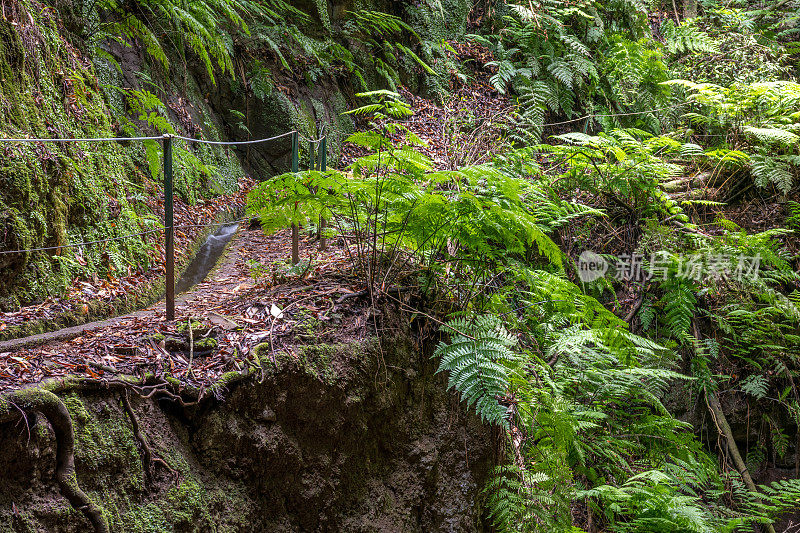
[
  {"x1": 0, "y1": 184, "x2": 252, "y2": 336},
  {"x1": 0, "y1": 221, "x2": 363, "y2": 391},
  {"x1": 0, "y1": 73, "x2": 510, "y2": 392},
  {"x1": 0, "y1": 222, "x2": 242, "y2": 353}
]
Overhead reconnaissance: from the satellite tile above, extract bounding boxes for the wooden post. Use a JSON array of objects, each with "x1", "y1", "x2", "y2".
[
  {"x1": 164, "y1": 134, "x2": 175, "y2": 321},
  {"x1": 319, "y1": 136, "x2": 328, "y2": 251},
  {"x1": 291, "y1": 131, "x2": 300, "y2": 265}
]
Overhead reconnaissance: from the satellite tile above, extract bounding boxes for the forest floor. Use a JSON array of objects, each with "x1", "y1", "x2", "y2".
[
  {"x1": 0, "y1": 222, "x2": 380, "y2": 391},
  {"x1": 0, "y1": 179, "x2": 253, "y2": 337}
]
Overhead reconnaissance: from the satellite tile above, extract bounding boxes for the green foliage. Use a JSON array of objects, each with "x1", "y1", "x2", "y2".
[
  {"x1": 340, "y1": 10, "x2": 435, "y2": 91},
  {"x1": 84, "y1": 0, "x2": 257, "y2": 84},
  {"x1": 534, "y1": 128, "x2": 688, "y2": 215},
  {"x1": 474, "y1": 0, "x2": 675, "y2": 140},
  {"x1": 596, "y1": 37, "x2": 672, "y2": 132},
  {"x1": 667, "y1": 79, "x2": 800, "y2": 194},
  {"x1": 249, "y1": 92, "x2": 577, "y2": 297},
  {"x1": 788, "y1": 201, "x2": 800, "y2": 229},
  {"x1": 661, "y1": 19, "x2": 718, "y2": 55},
  {"x1": 434, "y1": 315, "x2": 521, "y2": 427},
  {"x1": 660, "y1": 277, "x2": 697, "y2": 340},
  {"x1": 456, "y1": 259, "x2": 737, "y2": 531}
]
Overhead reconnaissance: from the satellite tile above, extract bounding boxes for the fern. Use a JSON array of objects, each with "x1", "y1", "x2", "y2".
[
  {"x1": 661, "y1": 278, "x2": 698, "y2": 340},
  {"x1": 788, "y1": 201, "x2": 800, "y2": 229},
  {"x1": 740, "y1": 374, "x2": 769, "y2": 399},
  {"x1": 751, "y1": 155, "x2": 794, "y2": 194},
  {"x1": 661, "y1": 19, "x2": 719, "y2": 55},
  {"x1": 671, "y1": 80, "x2": 800, "y2": 194},
  {"x1": 434, "y1": 316, "x2": 521, "y2": 427}
]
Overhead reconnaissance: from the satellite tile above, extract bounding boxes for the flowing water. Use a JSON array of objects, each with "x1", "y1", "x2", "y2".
[{"x1": 175, "y1": 222, "x2": 239, "y2": 294}]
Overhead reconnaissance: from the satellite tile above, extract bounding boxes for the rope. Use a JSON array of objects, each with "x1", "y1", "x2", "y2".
[
  {"x1": 518, "y1": 102, "x2": 690, "y2": 129},
  {"x1": 0, "y1": 128, "x2": 310, "y2": 255},
  {"x1": 0, "y1": 217, "x2": 256, "y2": 255},
  {"x1": 300, "y1": 123, "x2": 328, "y2": 144},
  {"x1": 0, "y1": 229, "x2": 164, "y2": 255},
  {"x1": 300, "y1": 133, "x2": 327, "y2": 144},
  {"x1": 0, "y1": 135, "x2": 164, "y2": 143},
  {"x1": 171, "y1": 130, "x2": 296, "y2": 146}
]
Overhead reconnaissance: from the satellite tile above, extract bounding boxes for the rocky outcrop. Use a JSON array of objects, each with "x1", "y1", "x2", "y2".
[{"x1": 0, "y1": 334, "x2": 493, "y2": 531}]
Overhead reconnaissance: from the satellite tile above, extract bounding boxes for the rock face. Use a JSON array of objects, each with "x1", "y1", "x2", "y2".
[
  {"x1": 0, "y1": 0, "x2": 474, "y2": 308},
  {"x1": 0, "y1": 335, "x2": 494, "y2": 531}
]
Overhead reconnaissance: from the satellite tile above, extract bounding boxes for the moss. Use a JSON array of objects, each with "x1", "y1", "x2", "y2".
[
  {"x1": 291, "y1": 343, "x2": 341, "y2": 384},
  {"x1": 0, "y1": 3, "x2": 248, "y2": 309},
  {"x1": 0, "y1": 511, "x2": 38, "y2": 533},
  {"x1": 62, "y1": 393, "x2": 144, "y2": 492},
  {"x1": 314, "y1": 0, "x2": 332, "y2": 33},
  {"x1": 195, "y1": 336, "x2": 217, "y2": 349},
  {"x1": 4, "y1": 388, "x2": 240, "y2": 532},
  {"x1": 175, "y1": 319, "x2": 206, "y2": 334},
  {"x1": 5, "y1": 388, "x2": 63, "y2": 413}
]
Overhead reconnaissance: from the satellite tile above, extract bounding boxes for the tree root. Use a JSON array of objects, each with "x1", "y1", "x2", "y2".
[
  {"x1": 706, "y1": 392, "x2": 776, "y2": 533},
  {"x1": 1, "y1": 389, "x2": 109, "y2": 533},
  {"x1": 694, "y1": 322, "x2": 776, "y2": 533},
  {"x1": 120, "y1": 391, "x2": 177, "y2": 486},
  {"x1": 0, "y1": 360, "x2": 267, "y2": 531}
]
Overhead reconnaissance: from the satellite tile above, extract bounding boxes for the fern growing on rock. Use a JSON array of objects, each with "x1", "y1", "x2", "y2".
[{"x1": 434, "y1": 315, "x2": 521, "y2": 427}]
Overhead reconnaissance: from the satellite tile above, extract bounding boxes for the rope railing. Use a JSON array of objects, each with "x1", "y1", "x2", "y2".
[
  {"x1": 0, "y1": 128, "x2": 321, "y2": 320},
  {"x1": 0, "y1": 131, "x2": 298, "y2": 145},
  {"x1": 514, "y1": 101, "x2": 690, "y2": 129},
  {"x1": 171, "y1": 131, "x2": 297, "y2": 146},
  {"x1": 0, "y1": 218, "x2": 254, "y2": 256}
]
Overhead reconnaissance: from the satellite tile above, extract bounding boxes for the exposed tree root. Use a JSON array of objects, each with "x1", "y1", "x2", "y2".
[
  {"x1": 694, "y1": 322, "x2": 776, "y2": 533},
  {"x1": 0, "y1": 343, "x2": 272, "y2": 530},
  {"x1": 706, "y1": 392, "x2": 777, "y2": 533},
  {"x1": 1, "y1": 390, "x2": 109, "y2": 533},
  {"x1": 120, "y1": 391, "x2": 177, "y2": 485}
]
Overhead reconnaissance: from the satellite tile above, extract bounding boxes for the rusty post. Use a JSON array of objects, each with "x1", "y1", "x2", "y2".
[
  {"x1": 291, "y1": 131, "x2": 299, "y2": 265},
  {"x1": 163, "y1": 134, "x2": 175, "y2": 320}
]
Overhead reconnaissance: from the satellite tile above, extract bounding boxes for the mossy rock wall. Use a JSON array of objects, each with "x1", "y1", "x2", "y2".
[
  {"x1": 0, "y1": 0, "x2": 457, "y2": 308},
  {"x1": 0, "y1": 335, "x2": 493, "y2": 531},
  {"x1": 0, "y1": 1, "x2": 248, "y2": 310}
]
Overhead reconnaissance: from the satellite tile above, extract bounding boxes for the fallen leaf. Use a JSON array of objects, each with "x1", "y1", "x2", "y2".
[{"x1": 208, "y1": 312, "x2": 240, "y2": 331}]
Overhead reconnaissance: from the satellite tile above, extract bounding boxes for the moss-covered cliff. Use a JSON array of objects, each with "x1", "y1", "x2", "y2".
[
  {"x1": 0, "y1": 0, "x2": 248, "y2": 310},
  {"x1": 0, "y1": 335, "x2": 493, "y2": 531},
  {"x1": 0, "y1": 0, "x2": 472, "y2": 312}
]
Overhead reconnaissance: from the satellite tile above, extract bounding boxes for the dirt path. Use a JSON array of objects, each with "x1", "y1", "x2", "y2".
[
  {"x1": 0, "y1": 184, "x2": 252, "y2": 340},
  {"x1": 0, "y1": 224, "x2": 244, "y2": 352},
  {"x1": 0, "y1": 78, "x2": 506, "y2": 392},
  {"x1": 0, "y1": 223, "x2": 364, "y2": 391}
]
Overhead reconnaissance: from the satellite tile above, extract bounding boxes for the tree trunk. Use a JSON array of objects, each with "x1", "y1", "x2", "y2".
[
  {"x1": 693, "y1": 321, "x2": 776, "y2": 533},
  {"x1": 684, "y1": 0, "x2": 697, "y2": 19}
]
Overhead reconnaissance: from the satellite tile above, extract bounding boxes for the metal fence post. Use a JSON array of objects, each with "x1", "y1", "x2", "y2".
[
  {"x1": 164, "y1": 134, "x2": 175, "y2": 321},
  {"x1": 319, "y1": 136, "x2": 327, "y2": 251},
  {"x1": 291, "y1": 131, "x2": 300, "y2": 265}
]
